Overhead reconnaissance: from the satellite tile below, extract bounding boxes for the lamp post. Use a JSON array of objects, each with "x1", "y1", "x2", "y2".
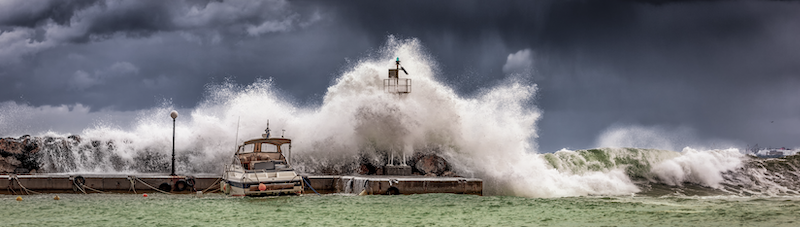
[{"x1": 170, "y1": 110, "x2": 178, "y2": 176}]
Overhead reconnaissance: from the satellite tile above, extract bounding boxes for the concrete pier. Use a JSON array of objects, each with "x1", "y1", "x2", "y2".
[
  {"x1": 3, "y1": 174, "x2": 220, "y2": 194},
  {"x1": 305, "y1": 176, "x2": 483, "y2": 195},
  {"x1": 3, "y1": 174, "x2": 482, "y2": 196}
]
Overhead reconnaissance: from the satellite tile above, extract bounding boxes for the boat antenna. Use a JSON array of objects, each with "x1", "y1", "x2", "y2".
[
  {"x1": 264, "y1": 120, "x2": 271, "y2": 138},
  {"x1": 234, "y1": 116, "x2": 240, "y2": 153},
  {"x1": 281, "y1": 129, "x2": 286, "y2": 138}
]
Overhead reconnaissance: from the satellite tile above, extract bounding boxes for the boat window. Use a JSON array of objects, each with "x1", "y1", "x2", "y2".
[
  {"x1": 261, "y1": 143, "x2": 278, "y2": 152},
  {"x1": 252, "y1": 161, "x2": 275, "y2": 170},
  {"x1": 241, "y1": 144, "x2": 255, "y2": 153},
  {"x1": 280, "y1": 144, "x2": 290, "y2": 153}
]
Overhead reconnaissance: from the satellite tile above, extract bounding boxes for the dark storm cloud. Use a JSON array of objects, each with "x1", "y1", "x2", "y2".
[
  {"x1": 0, "y1": 0, "x2": 100, "y2": 28},
  {"x1": 0, "y1": 0, "x2": 313, "y2": 44},
  {"x1": 1, "y1": 0, "x2": 798, "y2": 151},
  {"x1": 0, "y1": 0, "x2": 330, "y2": 109},
  {"x1": 528, "y1": 1, "x2": 800, "y2": 151}
]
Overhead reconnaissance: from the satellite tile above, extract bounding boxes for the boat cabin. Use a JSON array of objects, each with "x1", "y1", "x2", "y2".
[{"x1": 235, "y1": 138, "x2": 291, "y2": 170}]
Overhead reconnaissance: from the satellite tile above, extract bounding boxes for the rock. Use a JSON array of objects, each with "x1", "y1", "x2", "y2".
[
  {"x1": 424, "y1": 173, "x2": 437, "y2": 177},
  {"x1": 0, "y1": 137, "x2": 26, "y2": 155},
  {"x1": 4, "y1": 156, "x2": 21, "y2": 166},
  {"x1": 357, "y1": 159, "x2": 378, "y2": 175},
  {"x1": 441, "y1": 171, "x2": 458, "y2": 177},
  {"x1": 385, "y1": 165, "x2": 412, "y2": 175},
  {"x1": 67, "y1": 135, "x2": 81, "y2": 143},
  {"x1": 0, "y1": 157, "x2": 15, "y2": 173},
  {"x1": 357, "y1": 164, "x2": 371, "y2": 175},
  {"x1": 0, "y1": 135, "x2": 39, "y2": 155},
  {"x1": 1, "y1": 137, "x2": 29, "y2": 173},
  {"x1": 24, "y1": 138, "x2": 39, "y2": 154},
  {"x1": 0, "y1": 136, "x2": 44, "y2": 173},
  {"x1": 414, "y1": 154, "x2": 448, "y2": 176},
  {"x1": 14, "y1": 168, "x2": 29, "y2": 174}
]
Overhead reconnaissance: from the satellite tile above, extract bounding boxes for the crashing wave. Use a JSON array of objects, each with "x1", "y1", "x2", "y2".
[
  {"x1": 544, "y1": 147, "x2": 800, "y2": 196},
  {"x1": 3, "y1": 37, "x2": 798, "y2": 197}
]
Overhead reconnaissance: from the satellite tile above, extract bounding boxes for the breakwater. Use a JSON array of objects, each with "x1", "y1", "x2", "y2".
[{"x1": 3, "y1": 174, "x2": 482, "y2": 196}]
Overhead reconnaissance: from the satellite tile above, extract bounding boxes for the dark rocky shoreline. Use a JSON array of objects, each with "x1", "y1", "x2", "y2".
[
  {"x1": 355, "y1": 151, "x2": 457, "y2": 177},
  {"x1": 0, "y1": 135, "x2": 458, "y2": 176},
  {"x1": 0, "y1": 135, "x2": 42, "y2": 173}
]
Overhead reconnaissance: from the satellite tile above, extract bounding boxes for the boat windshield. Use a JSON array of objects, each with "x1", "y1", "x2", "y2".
[
  {"x1": 261, "y1": 143, "x2": 278, "y2": 152},
  {"x1": 240, "y1": 144, "x2": 255, "y2": 153},
  {"x1": 280, "y1": 143, "x2": 290, "y2": 153}
]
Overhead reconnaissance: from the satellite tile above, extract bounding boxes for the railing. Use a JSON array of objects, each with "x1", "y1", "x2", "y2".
[{"x1": 384, "y1": 78, "x2": 411, "y2": 93}]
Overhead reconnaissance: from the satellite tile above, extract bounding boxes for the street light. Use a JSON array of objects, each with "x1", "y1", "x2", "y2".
[{"x1": 170, "y1": 110, "x2": 178, "y2": 176}]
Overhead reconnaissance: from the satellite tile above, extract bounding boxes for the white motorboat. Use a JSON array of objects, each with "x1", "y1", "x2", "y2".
[{"x1": 220, "y1": 126, "x2": 303, "y2": 196}]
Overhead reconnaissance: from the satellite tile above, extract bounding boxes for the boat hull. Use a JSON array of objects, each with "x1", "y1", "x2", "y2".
[{"x1": 221, "y1": 178, "x2": 303, "y2": 196}]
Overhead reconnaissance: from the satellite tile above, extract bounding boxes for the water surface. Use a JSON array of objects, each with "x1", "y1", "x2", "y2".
[{"x1": 3, "y1": 193, "x2": 799, "y2": 226}]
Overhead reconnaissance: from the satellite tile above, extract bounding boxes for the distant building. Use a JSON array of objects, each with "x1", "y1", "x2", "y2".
[
  {"x1": 768, "y1": 150, "x2": 784, "y2": 156},
  {"x1": 752, "y1": 146, "x2": 797, "y2": 158}
]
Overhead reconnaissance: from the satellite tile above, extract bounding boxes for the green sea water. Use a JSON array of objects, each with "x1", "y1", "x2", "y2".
[{"x1": 2, "y1": 193, "x2": 799, "y2": 226}]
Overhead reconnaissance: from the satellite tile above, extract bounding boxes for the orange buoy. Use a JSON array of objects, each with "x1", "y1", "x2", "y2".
[
  {"x1": 258, "y1": 183, "x2": 266, "y2": 191},
  {"x1": 16, "y1": 196, "x2": 23, "y2": 201},
  {"x1": 54, "y1": 195, "x2": 60, "y2": 200},
  {"x1": 143, "y1": 193, "x2": 148, "y2": 197}
]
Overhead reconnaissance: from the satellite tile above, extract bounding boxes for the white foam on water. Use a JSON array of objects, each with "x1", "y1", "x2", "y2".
[
  {"x1": 650, "y1": 148, "x2": 744, "y2": 188},
  {"x1": 594, "y1": 125, "x2": 757, "y2": 192}
]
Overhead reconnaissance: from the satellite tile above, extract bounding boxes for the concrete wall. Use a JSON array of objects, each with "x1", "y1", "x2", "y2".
[
  {"x1": 3, "y1": 174, "x2": 482, "y2": 196},
  {"x1": 3, "y1": 174, "x2": 221, "y2": 194}
]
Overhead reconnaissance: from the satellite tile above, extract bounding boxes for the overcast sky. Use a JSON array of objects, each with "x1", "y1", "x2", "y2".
[{"x1": 1, "y1": 0, "x2": 799, "y2": 152}]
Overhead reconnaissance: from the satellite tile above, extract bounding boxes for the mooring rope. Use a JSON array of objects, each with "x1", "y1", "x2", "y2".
[
  {"x1": 73, "y1": 179, "x2": 87, "y2": 194},
  {"x1": 7, "y1": 175, "x2": 19, "y2": 195},
  {"x1": 201, "y1": 177, "x2": 222, "y2": 193},
  {"x1": 302, "y1": 176, "x2": 320, "y2": 196},
  {"x1": 133, "y1": 177, "x2": 172, "y2": 194},
  {"x1": 13, "y1": 175, "x2": 43, "y2": 195},
  {"x1": 128, "y1": 176, "x2": 137, "y2": 194},
  {"x1": 82, "y1": 185, "x2": 108, "y2": 194},
  {"x1": 7, "y1": 181, "x2": 18, "y2": 195}
]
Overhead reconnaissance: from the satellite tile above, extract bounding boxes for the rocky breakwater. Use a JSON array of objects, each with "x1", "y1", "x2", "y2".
[
  {"x1": 357, "y1": 152, "x2": 459, "y2": 177},
  {"x1": 0, "y1": 135, "x2": 41, "y2": 173},
  {"x1": 0, "y1": 134, "x2": 174, "y2": 174},
  {"x1": 5, "y1": 133, "x2": 463, "y2": 176},
  {"x1": 0, "y1": 135, "x2": 98, "y2": 174}
]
